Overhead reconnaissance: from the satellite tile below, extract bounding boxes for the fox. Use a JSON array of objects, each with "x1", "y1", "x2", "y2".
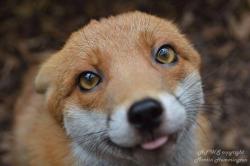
[{"x1": 13, "y1": 11, "x2": 212, "y2": 166}]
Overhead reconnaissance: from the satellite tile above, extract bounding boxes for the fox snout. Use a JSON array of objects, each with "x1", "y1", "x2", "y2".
[{"x1": 128, "y1": 98, "x2": 163, "y2": 131}]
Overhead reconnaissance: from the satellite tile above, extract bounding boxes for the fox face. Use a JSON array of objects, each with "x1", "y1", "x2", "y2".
[{"x1": 35, "y1": 12, "x2": 203, "y2": 165}]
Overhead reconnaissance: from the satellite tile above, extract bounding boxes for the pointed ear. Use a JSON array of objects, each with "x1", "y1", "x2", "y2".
[
  {"x1": 35, "y1": 63, "x2": 52, "y2": 94},
  {"x1": 35, "y1": 53, "x2": 59, "y2": 94}
]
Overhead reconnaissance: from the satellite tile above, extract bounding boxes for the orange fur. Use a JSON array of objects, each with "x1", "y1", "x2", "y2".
[{"x1": 13, "y1": 11, "x2": 211, "y2": 165}]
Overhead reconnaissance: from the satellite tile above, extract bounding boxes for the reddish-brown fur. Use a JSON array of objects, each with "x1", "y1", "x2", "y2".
[{"x1": 13, "y1": 11, "x2": 211, "y2": 165}]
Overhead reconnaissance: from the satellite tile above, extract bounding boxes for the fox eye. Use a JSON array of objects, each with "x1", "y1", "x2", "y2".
[
  {"x1": 155, "y1": 45, "x2": 178, "y2": 64},
  {"x1": 78, "y1": 71, "x2": 101, "y2": 91}
]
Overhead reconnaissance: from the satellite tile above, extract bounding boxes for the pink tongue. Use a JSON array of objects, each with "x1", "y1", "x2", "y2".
[{"x1": 141, "y1": 136, "x2": 168, "y2": 150}]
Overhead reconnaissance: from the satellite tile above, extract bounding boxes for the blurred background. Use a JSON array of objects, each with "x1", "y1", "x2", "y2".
[{"x1": 0, "y1": 0, "x2": 249, "y2": 165}]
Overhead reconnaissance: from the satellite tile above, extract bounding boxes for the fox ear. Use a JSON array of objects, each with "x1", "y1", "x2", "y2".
[
  {"x1": 35, "y1": 53, "x2": 59, "y2": 94},
  {"x1": 35, "y1": 63, "x2": 52, "y2": 94}
]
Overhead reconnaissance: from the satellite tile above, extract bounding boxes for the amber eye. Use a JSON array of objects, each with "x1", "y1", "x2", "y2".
[
  {"x1": 155, "y1": 45, "x2": 178, "y2": 64},
  {"x1": 78, "y1": 71, "x2": 101, "y2": 91}
]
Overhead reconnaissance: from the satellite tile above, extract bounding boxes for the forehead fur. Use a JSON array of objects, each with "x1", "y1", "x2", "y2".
[
  {"x1": 36, "y1": 11, "x2": 201, "y2": 93},
  {"x1": 66, "y1": 11, "x2": 193, "y2": 57}
]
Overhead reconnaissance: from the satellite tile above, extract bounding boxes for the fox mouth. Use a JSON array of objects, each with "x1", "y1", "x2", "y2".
[
  {"x1": 107, "y1": 131, "x2": 178, "y2": 152},
  {"x1": 140, "y1": 133, "x2": 178, "y2": 150}
]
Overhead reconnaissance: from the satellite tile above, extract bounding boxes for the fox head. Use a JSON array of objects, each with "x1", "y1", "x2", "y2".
[{"x1": 35, "y1": 11, "x2": 203, "y2": 165}]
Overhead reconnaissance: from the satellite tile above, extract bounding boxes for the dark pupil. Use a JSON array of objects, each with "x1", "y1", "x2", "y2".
[
  {"x1": 84, "y1": 73, "x2": 95, "y2": 83},
  {"x1": 159, "y1": 48, "x2": 169, "y2": 57}
]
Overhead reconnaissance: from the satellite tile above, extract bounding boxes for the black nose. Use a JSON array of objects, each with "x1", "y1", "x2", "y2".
[{"x1": 128, "y1": 98, "x2": 163, "y2": 130}]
